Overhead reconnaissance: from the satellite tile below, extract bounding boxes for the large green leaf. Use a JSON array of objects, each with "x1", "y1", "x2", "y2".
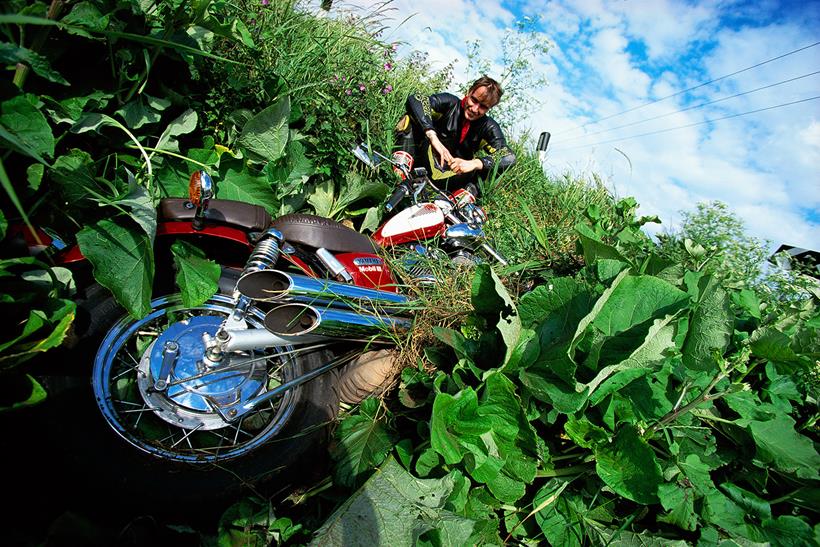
[
  {"x1": 238, "y1": 97, "x2": 290, "y2": 162},
  {"x1": 520, "y1": 368, "x2": 587, "y2": 413},
  {"x1": 760, "y1": 515, "x2": 816, "y2": 547},
  {"x1": 310, "y1": 457, "x2": 474, "y2": 547},
  {"x1": 702, "y1": 490, "x2": 757, "y2": 541},
  {"x1": 267, "y1": 139, "x2": 315, "y2": 198},
  {"x1": 0, "y1": 95, "x2": 55, "y2": 159},
  {"x1": 155, "y1": 109, "x2": 198, "y2": 153},
  {"x1": 749, "y1": 327, "x2": 800, "y2": 363},
  {"x1": 170, "y1": 241, "x2": 220, "y2": 307},
  {"x1": 533, "y1": 481, "x2": 584, "y2": 547},
  {"x1": 77, "y1": 219, "x2": 153, "y2": 318},
  {"x1": 585, "y1": 314, "x2": 678, "y2": 403},
  {"x1": 430, "y1": 388, "x2": 492, "y2": 466},
  {"x1": 217, "y1": 159, "x2": 278, "y2": 214},
  {"x1": 0, "y1": 375, "x2": 48, "y2": 412},
  {"x1": 720, "y1": 483, "x2": 771, "y2": 520},
  {"x1": 332, "y1": 398, "x2": 396, "y2": 488},
  {"x1": 116, "y1": 97, "x2": 163, "y2": 130},
  {"x1": 518, "y1": 276, "x2": 586, "y2": 328},
  {"x1": 42, "y1": 91, "x2": 113, "y2": 125},
  {"x1": 747, "y1": 415, "x2": 820, "y2": 480},
  {"x1": 588, "y1": 275, "x2": 688, "y2": 337},
  {"x1": 61, "y1": 1, "x2": 110, "y2": 37},
  {"x1": 115, "y1": 183, "x2": 156, "y2": 240},
  {"x1": 308, "y1": 179, "x2": 334, "y2": 218},
  {"x1": 681, "y1": 275, "x2": 732, "y2": 371},
  {"x1": 334, "y1": 172, "x2": 389, "y2": 216},
  {"x1": 50, "y1": 149, "x2": 101, "y2": 207},
  {"x1": 657, "y1": 482, "x2": 698, "y2": 531},
  {"x1": 594, "y1": 424, "x2": 662, "y2": 504},
  {"x1": 430, "y1": 377, "x2": 537, "y2": 503},
  {"x1": 0, "y1": 43, "x2": 68, "y2": 85},
  {"x1": 575, "y1": 223, "x2": 628, "y2": 264},
  {"x1": 471, "y1": 265, "x2": 521, "y2": 365}
]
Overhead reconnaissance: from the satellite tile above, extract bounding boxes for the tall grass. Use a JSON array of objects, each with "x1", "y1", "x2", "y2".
[{"x1": 484, "y1": 141, "x2": 617, "y2": 277}]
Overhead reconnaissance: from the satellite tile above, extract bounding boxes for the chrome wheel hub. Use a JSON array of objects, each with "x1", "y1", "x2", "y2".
[{"x1": 136, "y1": 315, "x2": 267, "y2": 430}]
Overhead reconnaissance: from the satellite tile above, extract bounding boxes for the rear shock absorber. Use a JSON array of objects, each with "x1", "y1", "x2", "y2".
[
  {"x1": 208, "y1": 228, "x2": 286, "y2": 362},
  {"x1": 243, "y1": 228, "x2": 284, "y2": 275},
  {"x1": 232, "y1": 228, "x2": 284, "y2": 319}
]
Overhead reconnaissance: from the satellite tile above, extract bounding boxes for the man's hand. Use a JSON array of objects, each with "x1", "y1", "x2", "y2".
[
  {"x1": 449, "y1": 157, "x2": 483, "y2": 174},
  {"x1": 426, "y1": 130, "x2": 454, "y2": 168}
]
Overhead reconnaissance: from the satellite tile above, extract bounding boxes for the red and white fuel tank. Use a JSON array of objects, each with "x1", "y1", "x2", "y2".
[{"x1": 372, "y1": 202, "x2": 447, "y2": 246}]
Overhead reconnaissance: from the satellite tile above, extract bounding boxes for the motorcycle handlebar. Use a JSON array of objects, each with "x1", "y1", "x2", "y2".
[{"x1": 384, "y1": 184, "x2": 410, "y2": 213}]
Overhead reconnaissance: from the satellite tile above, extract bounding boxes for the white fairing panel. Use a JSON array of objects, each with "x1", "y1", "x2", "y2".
[{"x1": 381, "y1": 203, "x2": 444, "y2": 237}]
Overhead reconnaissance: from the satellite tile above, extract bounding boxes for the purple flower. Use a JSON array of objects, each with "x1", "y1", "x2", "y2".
[
  {"x1": 345, "y1": 89, "x2": 352, "y2": 95},
  {"x1": 261, "y1": 0, "x2": 270, "y2": 5},
  {"x1": 358, "y1": 84, "x2": 366, "y2": 92},
  {"x1": 381, "y1": 85, "x2": 393, "y2": 94},
  {"x1": 383, "y1": 62, "x2": 393, "y2": 71}
]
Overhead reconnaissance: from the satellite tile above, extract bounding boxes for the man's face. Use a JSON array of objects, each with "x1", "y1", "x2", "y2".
[{"x1": 463, "y1": 86, "x2": 496, "y2": 121}]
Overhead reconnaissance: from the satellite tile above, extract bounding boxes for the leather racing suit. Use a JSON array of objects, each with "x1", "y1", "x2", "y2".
[{"x1": 396, "y1": 92, "x2": 516, "y2": 196}]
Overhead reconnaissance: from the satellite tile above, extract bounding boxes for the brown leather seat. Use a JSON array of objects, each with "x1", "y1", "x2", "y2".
[
  {"x1": 159, "y1": 198, "x2": 272, "y2": 231},
  {"x1": 271, "y1": 214, "x2": 379, "y2": 253}
]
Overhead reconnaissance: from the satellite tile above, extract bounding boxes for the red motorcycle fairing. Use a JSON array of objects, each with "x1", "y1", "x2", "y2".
[
  {"x1": 372, "y1": 203, "x2": 446, "y2": 247},
  {"x1": 334, "y1": 253, "x2": 399, "y2": 292}
]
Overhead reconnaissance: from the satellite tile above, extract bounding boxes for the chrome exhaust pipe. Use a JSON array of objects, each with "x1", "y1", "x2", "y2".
[
  {"x1": 264, "y1": 303, "x2": 411, "y2": 340},
  {"x1": 237, "y1": 269, "x2": 409, "y2": 313}
]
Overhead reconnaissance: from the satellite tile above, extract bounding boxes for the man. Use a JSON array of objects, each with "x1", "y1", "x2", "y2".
[{"x1": 395, "y1": 75, "x2": 516, "y2": 198}]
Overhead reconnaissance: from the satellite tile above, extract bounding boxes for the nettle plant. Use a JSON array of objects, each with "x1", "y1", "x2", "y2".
[{"x1": 317, "y1": 231, "x2": 819, "y2": 545}]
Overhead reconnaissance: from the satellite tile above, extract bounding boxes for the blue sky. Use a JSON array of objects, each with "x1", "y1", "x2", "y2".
[{"x1": 322, "y1": 0, "x2": 820, "y2": 249}]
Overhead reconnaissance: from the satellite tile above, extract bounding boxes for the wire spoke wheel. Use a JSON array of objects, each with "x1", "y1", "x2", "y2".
[{"x1": 92, "y1": 293, "x2": 321, "y2": 464}]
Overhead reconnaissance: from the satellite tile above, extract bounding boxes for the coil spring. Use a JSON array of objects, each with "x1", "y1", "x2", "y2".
[{"x1": 242, "y1": 229, "x2": 282, "y2": 276}]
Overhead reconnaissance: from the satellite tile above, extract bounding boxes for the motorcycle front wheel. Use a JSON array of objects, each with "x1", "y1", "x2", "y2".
[{"x1": 92, "y1": 292, "x2": 340, "y2": 477}]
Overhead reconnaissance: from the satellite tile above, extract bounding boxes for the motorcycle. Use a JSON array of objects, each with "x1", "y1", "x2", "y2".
[
  {"x1": 10, "y1": 171, "x2": 412, "y2": 496},
  {"x1": 353, "y1": 144, "x2": 509, "y2": 274}
]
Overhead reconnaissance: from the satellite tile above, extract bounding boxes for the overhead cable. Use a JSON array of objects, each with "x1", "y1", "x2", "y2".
[
  {"x1": 552, "y1": 95, "x2": 820, "y2": 152},
  {"x1": 559, "y1": 70, "x2": 820, "y2": 144},
  {"x1": 558, "y1": 40, "x2": 820, "y2": 136}
]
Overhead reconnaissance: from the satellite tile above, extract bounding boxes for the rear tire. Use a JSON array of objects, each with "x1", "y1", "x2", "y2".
[{"x1": 89, "y1": 292, "x2": 341, "y2": 492}]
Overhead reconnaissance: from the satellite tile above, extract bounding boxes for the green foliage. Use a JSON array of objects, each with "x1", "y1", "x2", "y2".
[
  {"x1": 485, "y1": 143, "x2": 623, "y2": 277},
  {"x1": 0, "y1": 257, "x2": 75, "y2": 410},
  {"x1": 657, "y1": 201, "x2": 819, "y2": 315},
  {"x1": 217, "y1": 497, "x2": 304, "y2": 546},
  {"x1": 321, "y1": 224, "x2": 819, "y2": 545},
  {"x1": 331, "y1": 398, "x2": 396, "y2": 488},
  {"x1": 170, "y1": 240, "x2": 220, "y2": 307},
  {"x1": 312, "y1": 457, "x2": 475, "y2": 547}
]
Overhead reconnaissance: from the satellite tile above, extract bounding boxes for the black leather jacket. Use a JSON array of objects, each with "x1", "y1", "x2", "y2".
[{"x1": 405, "y1": 92, "x2": 516, "y2": 174}]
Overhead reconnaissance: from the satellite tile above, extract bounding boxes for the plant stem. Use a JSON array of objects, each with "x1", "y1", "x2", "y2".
[
  {"x1": 536, "y1": 462, "x2": 594, "y2": 477},
  {"x1": 645, "y1": 371, "x2": 728, "y2": 436},
  {"x1": 125, "y1": 145, "x2": 210, "y2": 168},
  {"x1": 13, "y1": 0, "x2": 64, "y2": 89}
]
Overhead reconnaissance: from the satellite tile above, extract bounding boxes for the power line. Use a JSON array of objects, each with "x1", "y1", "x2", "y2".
[
  {"x1": 552, "y1": 95, "x2": 820, "y2": 152},
  {"x1": 558, "y1": 40, "x2": 820, "y2": 136},
  {"x1": 558, "y1": 70, "x2": 820, "y2": 144}
]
